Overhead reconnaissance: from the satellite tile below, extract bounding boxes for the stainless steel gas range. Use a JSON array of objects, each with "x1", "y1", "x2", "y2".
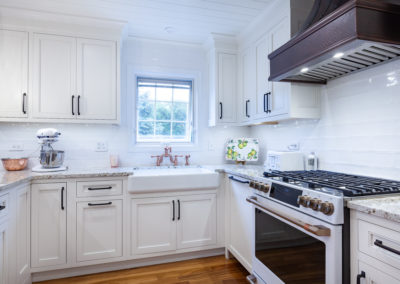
[{"x1": 244, "y1": 170, "x2": 400, "y2": 284}]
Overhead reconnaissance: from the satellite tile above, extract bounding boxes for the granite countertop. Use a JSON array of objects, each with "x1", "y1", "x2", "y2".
[
  {"x1": 0, "y1": 164, "x2": 265, "y2": 192},
  {"x1": 0, "y1": 167, "x2": 134, "y2": 191},
  {"x1": 347, "y1": 196, "x2": 400, "y2": 223}
]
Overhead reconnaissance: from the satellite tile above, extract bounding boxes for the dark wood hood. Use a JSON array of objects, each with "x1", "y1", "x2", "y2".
[{"x1": 268, "y1": 0, "x2": 400, "y2": 84}]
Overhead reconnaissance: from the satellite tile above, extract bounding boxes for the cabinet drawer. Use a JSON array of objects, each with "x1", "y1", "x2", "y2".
[
  {"x1": 359, "y1": 219, "x2": 400, "y2": 270},
  {"x1": 76, "y1": 180, "x2": 122, "y2": 197},
  {"x1": 0, "y1": 193, "x2": 9, "y2": 220}
]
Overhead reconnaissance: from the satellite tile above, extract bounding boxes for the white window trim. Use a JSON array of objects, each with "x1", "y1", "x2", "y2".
[{"x1": 127, "y1": 65, "x2": 201, "y2": 153}]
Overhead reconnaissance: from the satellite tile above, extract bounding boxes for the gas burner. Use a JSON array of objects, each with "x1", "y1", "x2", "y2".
[{"x1": 263, "y1": 170, "x2": 400, "y2": 197}]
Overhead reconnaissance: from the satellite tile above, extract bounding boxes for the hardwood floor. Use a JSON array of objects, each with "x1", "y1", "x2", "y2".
[{"x1": 37, "y1": 256, "x2": 249, "y2": 284}]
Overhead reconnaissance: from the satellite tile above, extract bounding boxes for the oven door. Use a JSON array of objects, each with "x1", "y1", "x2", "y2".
[{"x1": 247, "y1": 196, "x2": 342, "y2": 284}]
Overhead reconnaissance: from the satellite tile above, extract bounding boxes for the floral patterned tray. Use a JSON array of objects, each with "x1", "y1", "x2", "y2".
[{"x1": 226, "y1": 138, "x2": 259, "y2": 162}]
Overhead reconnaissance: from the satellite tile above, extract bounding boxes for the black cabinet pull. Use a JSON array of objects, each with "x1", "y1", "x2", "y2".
[
  {"x1": 61, "y1": 187, "x2": 65, "y2": 210},
  {"x1": 229, "y1": 176, "x2": 250, "y2": 184},
  {"x1": 22, "y1": 93, "x2": 26, "y2": 114},
  {"x1": 88, "y1": 202, "x2": 112, "y2": 206},
  {"x1": 0, "y1": 205, "x2": 5, "y2": 211},
  {"x1": 72, "y1": 95, "x2": 75, "y2": 115},
  {"x1": 219, "y1": 102, "x2": 223, "y2": 119},
  {"x1": 264, "y1": 93, "x2": 268, "y2": 113},
  {"x1": 78, "y1": 95, "x2": 81, "y2": 115},
  {"x1": 356, "y1": 271, "x2": 365, "y2": 284},
  {"x1": 177, "y1": 199, "x2": 181, "y2": 220},
  {"x1": 172, "y1": 200, "x2": 175, "y2": 221},
  {"x1": 374, "y1": 239, "x2": 400, "y2": 255},
  {"x1": 267, "y1": 92, "x2": 272, "y2": 113},
  {"x1": 246, "y1": 100, "x2": 250, "y2": 118},
  {"x1": 88, "y1": 186, "x2": 112, "y2": 191}
]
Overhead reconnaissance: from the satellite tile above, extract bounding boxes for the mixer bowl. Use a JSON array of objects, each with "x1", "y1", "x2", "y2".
[{"x1": 40, "y1": 150, "x2": 65, "y2": 168}]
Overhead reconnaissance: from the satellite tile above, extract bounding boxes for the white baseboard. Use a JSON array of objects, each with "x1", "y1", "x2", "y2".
[{"x1": 32, "y1": 248, "x2": 225, "y2": 282}]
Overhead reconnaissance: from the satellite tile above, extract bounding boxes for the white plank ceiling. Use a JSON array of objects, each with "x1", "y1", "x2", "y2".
[{"x1": 0, "y1": 0, "x2": 274, "y2": 43}]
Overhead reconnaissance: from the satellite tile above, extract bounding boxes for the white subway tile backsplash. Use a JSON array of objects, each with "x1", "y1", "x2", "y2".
[{"x1": 251, "y1": 59, "x2": 400, "y2": 180}]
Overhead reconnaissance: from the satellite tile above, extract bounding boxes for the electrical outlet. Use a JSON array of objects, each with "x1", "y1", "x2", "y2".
[
  {"x1": 287, "y1": 142, "x2": 300, "y2": 151},
  {"x1": 95, "y1": 142, "x2": 108, "y2": 152},
  {"x1": 208, "y1": 141, "x2": 215, "y2": 151},
  {"x1": 10, "y1": 143, "x2": 24, "y2": 151}
]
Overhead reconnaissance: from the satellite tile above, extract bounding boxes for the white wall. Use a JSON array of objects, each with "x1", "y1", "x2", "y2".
[
  {"x1": 251, "y1": 60, "x2": 400, "y2": 179},
  {"x1": 0, "y1": 37, "x2": 249, "y2": 170}
]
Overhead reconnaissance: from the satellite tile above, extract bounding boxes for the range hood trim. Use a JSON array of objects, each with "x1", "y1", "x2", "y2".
[{"x1": 269, "y1": 0, "x2": 400, "y2": 84}]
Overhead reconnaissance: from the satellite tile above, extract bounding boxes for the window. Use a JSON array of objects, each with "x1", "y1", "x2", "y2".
[{"x1": 136, "y1": 77, "x2": 193, "y2": 143}]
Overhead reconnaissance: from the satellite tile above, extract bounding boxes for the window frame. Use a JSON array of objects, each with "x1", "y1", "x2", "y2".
[
  {"x1": 135, "y1": 77, "x2": 194, "y2": 144},
  {"x1": 128, "y1": 67, "x2": 200, "y2": 152}
]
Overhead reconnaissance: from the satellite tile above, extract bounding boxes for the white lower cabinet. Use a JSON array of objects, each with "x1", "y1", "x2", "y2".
[
  {"x1": 16, "y1": 185, "x2": 30, "y2": 283},
  {"x1": 176, "y1": 194, "x2": 217, "y2": 249},
  {"x1": 131, "y1": 193, "x2": 217, "y2": 256},
  {"x1": 0, "y1": 221, "x2": 8, "y2": 284},
  {"x1": 227, "y1": 177, "x2": 253, "y2": 272},
  {"x1": 76, "y1": 200, "x2": 123, "y2": 262},
  {"x1": 31, "y1": 183, "x2": 67, "y2": 268},
  {"x1": 351, "y1": 211, "x2": 400, "y2": 284},
  {"x1": 131, "y1": 197, "x2": 177, "y2": 255}
]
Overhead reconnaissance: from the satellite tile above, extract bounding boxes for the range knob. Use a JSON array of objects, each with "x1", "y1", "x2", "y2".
[
  {"x1": 318, "y1": 202, "x2": 335, "y2": 215},
  {"x1": 259, "y1": 184, "x2": 270, "y2": 193},
  {"x1": 249, "y1": 181, "x2": 255, "y2": 188},
  {"x1": 297, "y1": 195, "x2": 311, "y2": 207},
  {"x1": 308, "y1": 198, "x2": 322, "y2": 211}
]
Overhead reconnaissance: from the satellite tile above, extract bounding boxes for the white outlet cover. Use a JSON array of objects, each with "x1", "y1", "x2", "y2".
[
  {"x1": 95, "y1": 142, "x2": 108, "y2": 152},
  {"x1": 10, "y1": 143, "x2": 24, "y2": 151}
]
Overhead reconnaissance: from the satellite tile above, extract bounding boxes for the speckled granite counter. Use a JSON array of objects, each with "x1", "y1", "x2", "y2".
[
  {"x1": 0, "y1": 167, "x2": 134, "y2": 191},
  {"x1": 0, "y1": 164, "x2": 265, "y2": 192},
  {"x1": 347, "y1": 196, "x2": 400, "y2": 223}
]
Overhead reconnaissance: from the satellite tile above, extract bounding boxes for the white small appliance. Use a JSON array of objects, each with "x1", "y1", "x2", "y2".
[
  {"x1": 32, "y1": 128, "x2": 67, "y2": 172},
  {"x1": 264, "y1": 150, "x2": 304, "y2": 171}
]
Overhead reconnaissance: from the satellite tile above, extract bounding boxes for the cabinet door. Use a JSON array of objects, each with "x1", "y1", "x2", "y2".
[
  {"x1": 0, "y1": 222, "x2": 8, "y2": 284},
  {"x1": 76, "y1": 200, "x2": 122, "y2": 262},
  {"x1": 217, "y1": 53, "x2": 237, "y2": 123},
  {"x1": 77, "y1": 39, "x2": 117, "y2": 120},
  {"x1": 358, "y1": 260, "x2": 400, "y2": 284},
  {"x1": 32, "y1": 34, "x2": 76, "y2": 119},
  {"x1": 241, "y1": 47, "x2": 256, "y2": 122},
  {"x1": 0, "y1": 30, "x2": 28, "y2": 118},
  {"x1": 16, "y1": 186, "x2": 30, "y2": 283},
  {"x1": 229, "y1": 179, "x2": 253, "y2": 271},
  {"x1": 131, "y1": 197, "x2": 176, "y2": 255},
  {"x1": 255, "y1": 36, "x2": 270, "y2": 119},
  {"x1": 269, "y1": 19, "x2": 290, "y2": 117},
  {"x1": 31, "y1": 183, "x2": 67, "y2": 268},
  {"x1": 176, "y1": 194, "x2": 217, "y2": 250}
]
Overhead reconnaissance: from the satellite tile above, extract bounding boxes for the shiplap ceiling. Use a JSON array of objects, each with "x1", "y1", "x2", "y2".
[{"x1": 0, "y1": 0, "x2": 274, "y2": 43}]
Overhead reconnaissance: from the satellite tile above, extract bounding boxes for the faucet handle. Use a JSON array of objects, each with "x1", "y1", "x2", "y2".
[{"x1": 185, "y1": 155, "x2": 191, "y2": 166}]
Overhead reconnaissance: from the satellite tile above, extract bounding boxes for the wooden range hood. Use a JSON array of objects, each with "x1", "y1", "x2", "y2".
[{"x1": 268, "y1": 0, "x2": 400, "y2": 84}]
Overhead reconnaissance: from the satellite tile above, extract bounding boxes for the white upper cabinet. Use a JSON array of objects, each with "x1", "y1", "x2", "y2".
[
  {"x1": 237, "y1": 7, "x2": 321, "y2": 125},
  {"x1": 206, "y1": 35, "x2": 237, "y2": 126},
  {"x1": 32, "y1": 34, "x2": 77, "y2": 119},
  {"x1": 0, "y1": 30, "x2": 28, "y2": 118},
  {"x1": 77, "y1": 39, "x2": 117, "y2": 120},
  {"x1": 32, "y1": 33, "x2": 119, "y2": 122}
]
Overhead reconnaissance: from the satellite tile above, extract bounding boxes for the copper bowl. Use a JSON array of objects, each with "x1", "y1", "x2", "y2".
[{"x1": 1, "y1": 158, "x2": 29, "y2": 171}]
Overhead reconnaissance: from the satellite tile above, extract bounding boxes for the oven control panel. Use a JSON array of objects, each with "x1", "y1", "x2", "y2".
[{"x1": 249, "y1": 178, "x2": 344, "y2": 224}]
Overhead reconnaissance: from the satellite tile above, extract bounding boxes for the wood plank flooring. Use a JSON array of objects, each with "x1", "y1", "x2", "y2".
[{"x1": 37, "y1": 256, "x2": 249, "y2": 284}]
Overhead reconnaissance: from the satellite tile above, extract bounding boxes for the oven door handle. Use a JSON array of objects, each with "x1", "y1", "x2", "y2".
[{"x1": 246, "y1": 196, "x2": 331, "y2": 237}]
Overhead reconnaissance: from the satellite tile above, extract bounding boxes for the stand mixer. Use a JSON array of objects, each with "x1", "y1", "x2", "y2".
[{"x1": 32, "y1": 128, "x2": 67, "y2": 172}]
